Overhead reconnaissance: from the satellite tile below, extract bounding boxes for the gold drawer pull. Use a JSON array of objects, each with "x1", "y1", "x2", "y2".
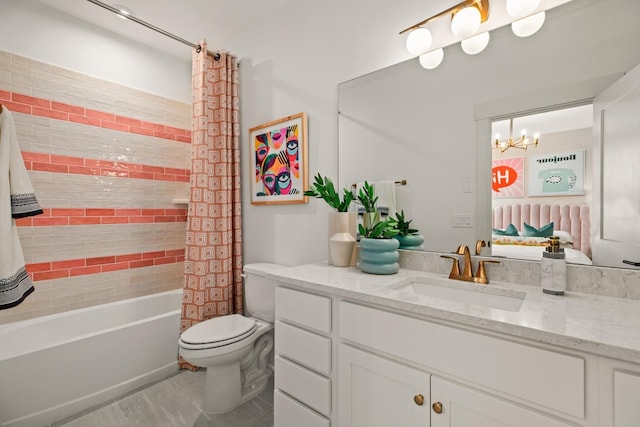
[
  {"x1": 413, "y1": 394, "x2": 424, "y2": 406},
  {"x1": 432, "y1": 401, "x2": 443, "y2": 414}
]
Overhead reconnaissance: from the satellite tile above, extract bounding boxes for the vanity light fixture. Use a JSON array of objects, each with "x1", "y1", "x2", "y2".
[
  {"x1": 401, "y1": 0, "x2": 489, "y2": 65},
  {"x1": 506, "y1": 0, "x2": 545, "y2": 37},
  {"x1": 493, "y1": 118, "x2": 539, "y2": 153},
  {"x1": 402, "y1": 0, "x2": 547, "y2": 70},
  {"x1": 461, "y1": 31, "x2": 490, "y2": 55}
]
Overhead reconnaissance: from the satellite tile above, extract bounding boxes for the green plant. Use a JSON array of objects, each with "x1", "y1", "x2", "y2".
[
  {"x1": 359, "y1": 217, "x2": 399, "y2": 239},
  {"x1": 393, "y1": 210, "x2": 419, "y2": 237},
  {"x1": 356, "y1": 181, "x2": 399, "y2": 239},
  {"x1": 304, "y1": 173, "x2": 354, "y2": 212}
]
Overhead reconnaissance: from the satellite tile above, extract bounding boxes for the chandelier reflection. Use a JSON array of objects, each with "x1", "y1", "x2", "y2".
[{"x1": 493, "y1": 118, "x2": 539, "y2": 153}]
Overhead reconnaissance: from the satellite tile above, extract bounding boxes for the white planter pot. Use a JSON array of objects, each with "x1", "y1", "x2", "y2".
[{"x1": 328, "y1": 212, "x2": 357, "y2": 267}]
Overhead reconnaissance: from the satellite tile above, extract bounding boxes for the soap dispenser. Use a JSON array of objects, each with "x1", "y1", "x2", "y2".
[{"x1": 541, "y1": 236, "x2": 566, "y2": 295}]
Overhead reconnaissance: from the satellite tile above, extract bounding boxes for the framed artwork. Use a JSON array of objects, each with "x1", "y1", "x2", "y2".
[
  {"x1": 492, "y1": 157, "x2": 524, "y2": 198},
  {"x1": 249, "y1": 112, "x2": 308, "y2": 205},
  {"x1": 528, "y1": 150, "x2": 585, "y2": 196}
]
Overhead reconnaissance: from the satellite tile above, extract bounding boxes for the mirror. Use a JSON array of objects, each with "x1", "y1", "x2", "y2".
[
  {"x1": 338, "y1": 0, "x2": 640, "y2": 268},
  {"x1": 490, "y1": 104, "x2": 594, "y2": 265}
]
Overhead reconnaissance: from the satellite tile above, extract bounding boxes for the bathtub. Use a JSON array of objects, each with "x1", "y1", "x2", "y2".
[{"x1": 0, "y1": 289, "x2": 182, "y2": 427}]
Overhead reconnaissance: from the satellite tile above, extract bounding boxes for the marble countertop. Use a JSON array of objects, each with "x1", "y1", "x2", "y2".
[{"x1": 269, "y1": 263, "x2": 640, "y2": 364}]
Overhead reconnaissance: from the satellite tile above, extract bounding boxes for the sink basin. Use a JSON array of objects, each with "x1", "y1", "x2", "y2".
[{"x1": 387, "y1": 277, "x2": 525, "y2": 312}]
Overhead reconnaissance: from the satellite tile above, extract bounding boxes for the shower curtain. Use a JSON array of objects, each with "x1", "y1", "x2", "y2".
[{"x1": 180, "y1": 42, "x2": 243, "y2": 370}]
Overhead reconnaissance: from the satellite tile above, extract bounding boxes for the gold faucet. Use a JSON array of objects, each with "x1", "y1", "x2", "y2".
[{"x1": 441, "y1": 244, "x2": 500, "y2": 284}]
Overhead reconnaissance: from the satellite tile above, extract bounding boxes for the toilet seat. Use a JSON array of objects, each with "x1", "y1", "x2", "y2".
[{"x1": 179, "y1": 314, "x2": 257, "y2": 350}]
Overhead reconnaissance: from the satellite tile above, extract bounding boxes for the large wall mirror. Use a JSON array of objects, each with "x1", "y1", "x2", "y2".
[{"x1": 338, "y1": 0, "x2": 640, "y2": 269}]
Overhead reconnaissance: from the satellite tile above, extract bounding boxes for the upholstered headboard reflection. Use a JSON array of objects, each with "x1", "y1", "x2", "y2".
[{"x1": 492, "y1": 204, "x2": 591, "y2": 258}]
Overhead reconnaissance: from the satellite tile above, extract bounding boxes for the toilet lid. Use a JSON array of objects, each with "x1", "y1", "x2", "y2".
[{"x1": 180, "y1": 314, "x2": 257, "y2": 348}]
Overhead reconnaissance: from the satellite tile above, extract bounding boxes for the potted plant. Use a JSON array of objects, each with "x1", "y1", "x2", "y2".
[
  {"x1": 392, "y1": 210, "x2": 424, "y2": 250},
  {"x1": 304, "y1": 173, "x2": 356, "y2": 267},
  {"x1": 304, "y1": 173, "x2": 354, "y2": 212},
  {"x1": 356, "y1": 182, "x2": 401, "y2": 275}
]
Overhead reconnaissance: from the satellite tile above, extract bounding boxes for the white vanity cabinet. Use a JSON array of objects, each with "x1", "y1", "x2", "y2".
[
  {"x1": 430, "y1": 376, "x2": 574, "y2": 427},
  {"x1": 338, "y1": 301, "x2": 592, "y2": 427},
  {"x1": 338, "y1": 343, "x2": 430, "y2": 427},
  {"x1": 598, "y1": 358, "x2": 640, "y2": 426},
  {"x1": 274, "y1": 286, "x2": 332, "y2": 427}
]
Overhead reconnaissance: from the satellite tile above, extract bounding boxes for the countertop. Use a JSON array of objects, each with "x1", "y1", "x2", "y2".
[{"x1": 269, "y1": 263, "x2": 640, "y2": 364}]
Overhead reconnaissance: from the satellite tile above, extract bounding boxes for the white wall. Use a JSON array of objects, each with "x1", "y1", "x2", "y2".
[
  {"x1": 4, "y1": 0, "x2": 640, "y2": 267},
  {"x1": 0, "y1": 0, "x2": 191, "y2": 102},
  {"x1": 237, "y1": 0, "x2": 640, "y2": 264}
]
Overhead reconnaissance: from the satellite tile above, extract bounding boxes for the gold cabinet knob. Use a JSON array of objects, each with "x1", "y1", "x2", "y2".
[
  {"x1": 432, "y1": 401, "x2": 443, "y2": 414},
  {"x1": 413, "y1": 394, "x2": 424, "y2": 406}
]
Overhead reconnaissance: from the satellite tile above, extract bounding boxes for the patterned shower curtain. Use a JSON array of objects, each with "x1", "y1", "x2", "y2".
[{"x1": 179, "y1": 41, "x2": 243, "y2": 370}]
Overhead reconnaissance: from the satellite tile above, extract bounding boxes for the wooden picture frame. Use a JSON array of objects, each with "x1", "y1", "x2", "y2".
[{"x1": 249, "y1": 112, "x2": 308, "y2": 205}]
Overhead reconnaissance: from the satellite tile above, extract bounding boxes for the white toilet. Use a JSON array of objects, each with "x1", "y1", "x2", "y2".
[{"x1": 178, "y1": 263, "x2": 283, "y2": 415}]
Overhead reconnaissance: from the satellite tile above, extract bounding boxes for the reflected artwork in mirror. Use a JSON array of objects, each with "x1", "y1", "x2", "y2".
[
  {"x1": 338, "y1": 0, "x2": 640, "y2": 269},
  {"x1": 490, "y1": 105, "x2": 594, "y2": 266}
]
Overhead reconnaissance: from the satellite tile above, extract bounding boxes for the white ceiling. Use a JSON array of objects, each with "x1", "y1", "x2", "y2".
[
  {"x1": 37, "y1": 0, "x2": 298, "y2": 60},
  {"x1": 492, "y1": 104, "x2": 593, "y2": 140},
  {"x1": 37, "y1": 0, "x2": 475, "y2": 61},
  {"x1": 38, "y1": 0, "x2": 584, "y2": 132}
]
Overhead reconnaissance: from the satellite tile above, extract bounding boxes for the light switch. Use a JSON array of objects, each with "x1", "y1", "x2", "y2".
[{"x1": 452, "y1": 213, "x2": 473, "y2": 228}]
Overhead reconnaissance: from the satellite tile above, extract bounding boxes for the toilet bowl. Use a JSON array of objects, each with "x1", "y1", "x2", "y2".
[{"x1": 178, "y1": 263, "x2": 284, "y2": 415}]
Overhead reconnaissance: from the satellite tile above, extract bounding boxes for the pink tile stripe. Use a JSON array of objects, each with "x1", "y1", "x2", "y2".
[
  {"x1": 21, "y1": 151, "x2": 190, "y2": 182},
  {"x1": 26, "y1": 249, "x2": 186, "y2": 282},
  {"x1": 0, "y1": 90, "x2": 191, "y2": 143},
  {"x1": 15, "y1": 208, "x2": 187, "y2": 227}
]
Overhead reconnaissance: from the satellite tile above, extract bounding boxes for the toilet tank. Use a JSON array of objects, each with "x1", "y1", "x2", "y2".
[{"x1": 243, "y1": 263, "x2": 285, "y2": 323}]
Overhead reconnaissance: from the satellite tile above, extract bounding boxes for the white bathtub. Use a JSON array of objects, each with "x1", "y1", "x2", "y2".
[{"x1": 0, "y1": 289, "x2": 182, "y2": 427}]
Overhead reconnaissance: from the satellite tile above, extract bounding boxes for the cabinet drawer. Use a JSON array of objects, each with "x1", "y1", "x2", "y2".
[
  {"x1": 339, "y1": 301, "x2": 585, "y2": 419},
  {"x1": 276, "y1": 287, "x2": 331, "y2": 333},
  {"x1": 274, "y1": 390, "x2": 330, "y2": 427},
  {"x1": 275, "y1": 355, "x2": 331, "y2": 416},
  {"x1": 275, "y1": 320, "x2": 331, "y2": 375}
]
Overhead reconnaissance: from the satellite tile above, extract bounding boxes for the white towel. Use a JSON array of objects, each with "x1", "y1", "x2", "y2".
[
  {"x1": 0, "y1": 105, "x2": 43, "y2": 310},
  {"x1": 374, "y1": 180, "x2": 397, "y2": 218}
]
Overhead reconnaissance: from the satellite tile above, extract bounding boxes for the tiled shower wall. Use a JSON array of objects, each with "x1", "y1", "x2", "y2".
[{"x1": 0, "y1": 51, "x2": 191, "y2": 324}]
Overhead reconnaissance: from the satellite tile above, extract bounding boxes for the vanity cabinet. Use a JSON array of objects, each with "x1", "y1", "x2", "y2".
[
  {"x1": 338, "y1": 343, "x2": 430, "y2": 427},
  {"x1": 272, "y1": 278, "x2": 640, "y2": 427},
  {"x1": 430, "y1": 376, "x2": 574, "y2": 427},
  {"x1": 274, "y1": 287, "x2": 332, "y2": 427},
  {"x1": 598, "y1": 358, "x2": 640, "y2": 426},
  {"x1": 338, "y1": 300, "x2": 586, "y2": 427}
]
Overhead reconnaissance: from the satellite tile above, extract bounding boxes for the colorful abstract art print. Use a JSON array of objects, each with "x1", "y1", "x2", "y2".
[
  {"x1": 249, "y1": 113, "x2": 308, "y2": 205},
  {"x1": 492, "y1": 157, "x2": 524, "y2": 198}
]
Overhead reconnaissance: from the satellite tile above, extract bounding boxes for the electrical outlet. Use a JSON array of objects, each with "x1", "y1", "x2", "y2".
[{"x1": 452, "y1": 213, "x2": 473, "y2": 228}]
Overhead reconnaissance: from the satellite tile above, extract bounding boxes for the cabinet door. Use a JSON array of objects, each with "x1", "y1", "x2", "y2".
[
  {"x1": 338, "y1": 344, "x2": 430, "y2": 427},
  {"x1": 613, "y1": 371, "x2": 640, "y2": 426},
  {"x1": 430, "y1": 377, "x2": 573, "y2": 427}
]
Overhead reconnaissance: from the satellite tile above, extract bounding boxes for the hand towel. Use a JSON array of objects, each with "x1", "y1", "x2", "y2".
[
  {"x1": 1, "y1": 105, "x2": 43, "y2": 310},
  {"x1": 374, "y1": 180, "x2": 397, "y2": 218}
]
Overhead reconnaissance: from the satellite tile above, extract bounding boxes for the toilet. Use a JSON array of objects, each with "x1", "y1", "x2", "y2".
[{"x1": 178, "y1": 263, "x2": 284, "y2": 415}]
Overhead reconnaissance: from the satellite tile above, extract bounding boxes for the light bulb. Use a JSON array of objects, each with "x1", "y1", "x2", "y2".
[
  {"x1": 461, "y1": 32, "x2": 490, "y2": 55},
  {"x1": 406, "y1": 28, "x2": 433, "y2": 56},
  {"x1": 419, "y1": 49, "x2": 444, "y2": 69},
  {"x1": 451, "y1": 6, "x2": 481, "y2": 39},
  {"x1": 512, "y1": 11, "x2": 545, "y2": 37},
  {"x1": 520, "y1": 129, "x2": 527, "y2": 136},
  {"x1": 506, "y1": 0, "x2": 541, "y2": 19}
]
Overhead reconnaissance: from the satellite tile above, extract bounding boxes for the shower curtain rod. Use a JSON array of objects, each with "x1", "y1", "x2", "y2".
[{"x1": 85, "y1": 0, "x2": 220, "y2": 60}]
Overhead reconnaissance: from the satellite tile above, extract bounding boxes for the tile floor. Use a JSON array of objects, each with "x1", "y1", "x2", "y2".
[{"x1": 52, "y1": 369, "x2": 274, "y2": 427}]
